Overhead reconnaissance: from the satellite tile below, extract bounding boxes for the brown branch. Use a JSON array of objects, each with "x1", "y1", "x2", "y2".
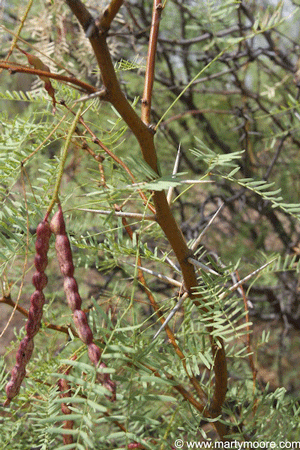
[
  {"x1": 98, "y1": 0, "x2": 124, "y2": 32},
  {"x1": 0, "y1": 62, "x2": 97, "y2": 94},
  {"x1": 1, "y1": 294, "x2": 79, "y2": 338},
  {"x1": 141, "y1": 0, "x2": 163, "y2": 125}
]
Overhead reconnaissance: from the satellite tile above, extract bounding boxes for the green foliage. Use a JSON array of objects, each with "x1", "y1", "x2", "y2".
[{"x1": 1, "y1": 0, "x2": 300, "y2": 447}]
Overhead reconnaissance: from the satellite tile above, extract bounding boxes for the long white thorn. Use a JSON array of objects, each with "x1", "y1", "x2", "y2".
[
  {"x1": 219, "y1": 258, "x2": 277, "y2": 301},
  {"x1": 78, "y1": 208, "x2": 156, "y2": 221},
  {"x1": 191, "y1": 202, "x2": 224, "y2": 251},
  {"x1": 122, "y1": 261, "x2": 183, "y2": 288},
  {"x1": 153, "y1": 293, "x2": 189, "y2": 340},
  {"x1": 167, "y1": 144, "x2": 181, "y2": 204},
  {"x1": 187, "y1": 257, "x2": 220, "y2": 276}
]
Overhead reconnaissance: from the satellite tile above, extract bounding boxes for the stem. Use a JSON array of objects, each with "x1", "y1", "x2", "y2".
[
  {"x1": 99, "y1": 0, "x2": 124, "y2": 31},
  {"x1": 47, "y1": 104, "x2": 84, "y2": 215},
  {"x1": 141, "y1": 0, "x2": 163, "y2": 125},
  {"x1": 0, "y1": 62, "x2": 97, "y2": 94},
  {"x1": 0, "y1": 0, "x2": 34, "y2": 67}
]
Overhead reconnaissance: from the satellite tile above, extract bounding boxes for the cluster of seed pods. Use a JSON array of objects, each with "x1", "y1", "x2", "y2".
[
  {"x1": 4, "y1": 220, "x2": 51, "y2": 406},
  {"x1": 58, "y1": 360, "x2": 75, "y2": 446},
  {"x1": 50, "y1": 204, "x2": 116, "y2": 400}
]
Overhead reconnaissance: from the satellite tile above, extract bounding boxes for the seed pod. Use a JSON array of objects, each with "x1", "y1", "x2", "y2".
[
  {"x1": 58, "y1": 361, "x2": 74, "y2": 446},
  {"x1": 51, "y1": 205, "x2": 116, "y2": 401},
  {"x1": 50, "y1": 206, "x2": 66, "y2": 235},
  {"x1": 29, "y1": 290, "x2": 45, "y2": 310},
  {"x1": 73, "y1": 310, "x2": 93, "y2": 345},
  {"x1": 87, "y1": 343, "x2": 101, "y2": 366},
  {"x1": 63, "y1": 277, "x2": 82, "y2": 311},
  {"x1": 93, "y1": 358, "x2": 116, "y2": 399},
  {"x1": 32, "y1": 272, "x2": 48, "y2": 291},
  {"x1": 15, "y1": 337, "x2": 34, "y2": 366},
  {"x1": 35, "y1": 221, "x2": 51, "y2": 254},
  {"x1": 36, "y1": 220, "x2": 52, "y2": 240},
  {"x1": 5, "y1": 218, "x2": 51, "y2": 405},
  {"x1": 26, "y1": 309, "x2": 44, "y2": 339},
  {"x1": 5, "y1": 366, "x2": 26, "y2": 404},
  {"x1": 25, "y1": 290, "x2": 46, "y2": 338},
  {"x1": 65, "y1": 289, "x2": 82, "y2": 312},
  {"x1": 55, "y1": 235, "x2": 74, "y2": 277},
  {"x1": 34, "y1": 254, "x2": 48, "y2": 272}
]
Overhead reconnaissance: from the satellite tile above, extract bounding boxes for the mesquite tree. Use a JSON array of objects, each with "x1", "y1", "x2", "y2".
[{"x1": 1, "y1": 0, "x2": 300, "y2": 447}]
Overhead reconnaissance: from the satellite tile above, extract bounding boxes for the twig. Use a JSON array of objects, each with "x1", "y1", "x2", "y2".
[
  {"x1": 74, "y1": 89, "x2": 108, "y2": 103},
  {"x1": 61, "y1": 101, "x2": 156, "y2": 215},
  {"x1": 122, "y1": 260, "x2": 182, "y2": 288},
  {"x1": 141, "y1": 0, "x2": 164, "y2": 125},
  {"x1": 99, "y1": 0, "x2": 124, "y2": 32},
  {"x1": 0, "y1": 0, "x2": 34, "y2": 71},
  {"x1": 46, "y1": 104, "x2": 84, "y2": 216},
  {"x1": 0, "y1": 294, "x2": 78, "y2": 337},
  {"x1": 78, "y1": 208, "x2": 156, "y2": 221},
  {"x1": 0, "y1": 62, "x2": 97, "y2": 94}
]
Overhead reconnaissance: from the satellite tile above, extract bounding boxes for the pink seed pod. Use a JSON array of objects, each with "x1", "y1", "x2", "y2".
[
  {"x1": 35, "y1": 237, "x2": 49, "y2": 257},
  {"x1": 73, "y1": 310, "x2": 93, "y2": 345},
  {"x1": 32, "y1": 272, "x2": 48, "y2": 291},
  {"x1": 36, "y1": 220, "x2": 52, "y2": 239},
  {"x1": 55, "y1": 235, "x2": 75, "y2": 277},
  {"x1": 97, "y1": 360, "x2": 116, "y2": 399},
  {"x1": 29, "y1": 290, "x2": 45, "y2": 310},
  {"x1": 58, "y1": 356, "x2": 76, "y2": 445},
  {"x1": 127, "y1": 444, "x2": 145, "y2": 449},
  {"x1": 50, "y1": 205, "x2": 116, "y2": 401},
  {"x1": 65, "y1": 290, "x2": 82, "y2": 312},
  {"x1": 5, "y1": 366, "x2": 26, "y2": 403},
  {"x1": 87, "y1": 343, "x2": 101, "y2": 366},
  {"x1": 34, "y1": 254, "x2": 48, "y2": 272},
  {"x1": 50, "y1": 205, "x2": 66, "y2": 235},
  {"x1": 87, "y1": 344, "x2": 116, "y2": 398},
  {"x1": 35, "y1": 221, "x2": 51, "y2": 256},
  {"x1": 15, "y1": 337, "x2": 34, "y2": 366},
  {"x1": 5, "y1": 218, "x2": 51, "y2": 406},
  {"x1": 63, "y1": 277, "x2": 82, "y2": 311},
  {"x1": 26, "y1": 310, "x2": 44, "y2": 339}
]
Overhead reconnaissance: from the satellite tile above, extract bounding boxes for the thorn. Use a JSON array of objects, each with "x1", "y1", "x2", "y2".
[
  {"x1": 122, "y1": 261, "x2": 183, "y2": 288},
  {"x1": 153, "y1": 293, "x2": 188, "y2": 340},
  {"x1": 167, "y1": 144, "x2": 181, "y2": 204},
  {"x1": 187, "y1": 257, "x2": 220, "y2": 276},
  {"x1": 191, "y1": 202, "x2": 224, "y2": 251},
  {"x1": 75, "y1": 88, "x2": 107, "y2": 103},
  {"x1": 219, "y1": 258, "x2": 277, "y2": 301}
]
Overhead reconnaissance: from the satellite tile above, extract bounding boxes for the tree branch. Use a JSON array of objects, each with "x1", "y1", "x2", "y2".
[{"x1": 141, "y1": 0, "x2": 163, "y2": 125}]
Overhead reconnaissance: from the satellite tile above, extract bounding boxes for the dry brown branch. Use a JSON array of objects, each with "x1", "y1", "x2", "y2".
[{"x1": 141, "y1": 0, "x2": 163, "y2": 125}]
